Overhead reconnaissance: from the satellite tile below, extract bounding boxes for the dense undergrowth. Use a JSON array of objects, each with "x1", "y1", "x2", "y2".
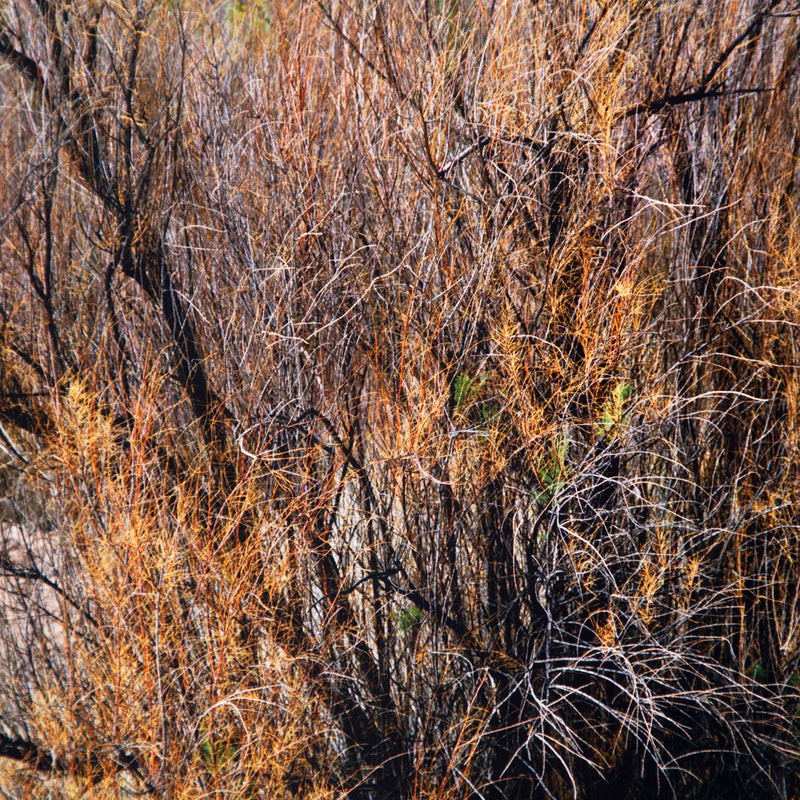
[{"x1": 1, "y1": 0, "x2": 800, "y2": 797}]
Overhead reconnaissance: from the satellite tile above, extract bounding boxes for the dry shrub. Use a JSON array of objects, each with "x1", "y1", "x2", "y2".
[{"x1": 2, "y1": 0, "x2": 800, "y2": 797}]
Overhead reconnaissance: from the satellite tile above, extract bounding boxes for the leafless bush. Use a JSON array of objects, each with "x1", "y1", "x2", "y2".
[{"x1": 2, "y1": 0, "x2": 799, "y2": 797}]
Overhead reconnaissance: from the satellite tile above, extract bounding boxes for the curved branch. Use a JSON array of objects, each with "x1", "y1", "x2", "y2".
[
  {"x1": 0, "y1": 27, "x2": 43, "y2": 89},
  {"x1": 0, "y1": 733, "x2": 153, "y2": 791}
]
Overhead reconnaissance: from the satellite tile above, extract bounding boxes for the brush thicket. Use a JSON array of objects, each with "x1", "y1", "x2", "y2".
[{"x1": 1, "y1": 0, "x2": 799, "y2": 797}]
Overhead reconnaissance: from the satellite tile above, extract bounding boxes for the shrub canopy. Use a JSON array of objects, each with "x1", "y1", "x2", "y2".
[{"x1": 1, "y1": 0, "x2": 800, "y2": 797}]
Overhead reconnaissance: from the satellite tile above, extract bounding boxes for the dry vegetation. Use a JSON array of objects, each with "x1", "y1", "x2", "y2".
[{"x1": 2, "y1": 0, "x2": 800, "y2": 797}]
